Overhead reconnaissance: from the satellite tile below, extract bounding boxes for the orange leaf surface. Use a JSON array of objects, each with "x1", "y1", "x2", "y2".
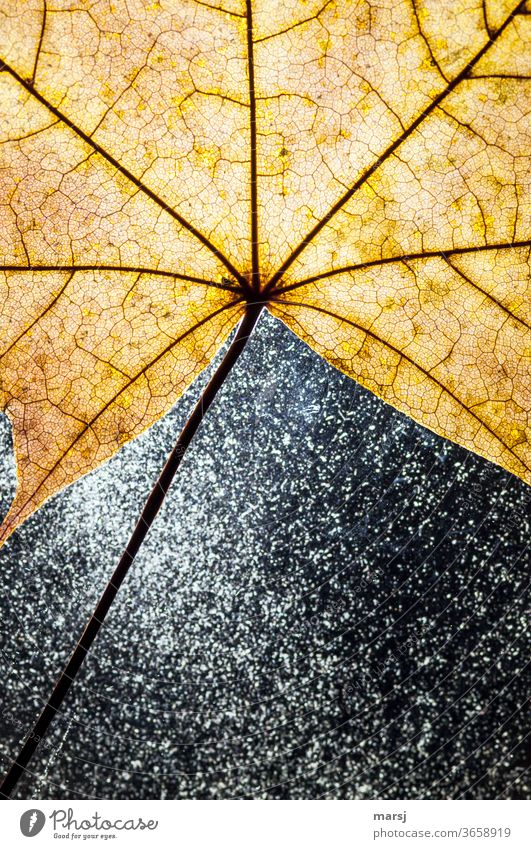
[{"x1": 0, "y1": 0, "x2": 529, "y2": 544}]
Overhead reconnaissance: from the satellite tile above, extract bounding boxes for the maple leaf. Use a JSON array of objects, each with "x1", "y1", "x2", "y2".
[{"x1": 0, "y1": 0, "x2": 530, "y2": 550}]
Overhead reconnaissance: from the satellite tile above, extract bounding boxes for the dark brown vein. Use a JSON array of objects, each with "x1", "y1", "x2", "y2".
[
  {"x1": 0, "y1": 265, "x2": 241, "y2": 292},
  {"x1": 266, "y1": 1, "x2": 524, "y2": 291},
  {"x1": 253, "y1": 1, "x2": 332, "y2": 44},
  {"x1": 31, "y1": 0, "x2": 47, "y2": 85},
  {"x1": 193, "y1": 0, "x2": 245, "y2": 16},
  {"x1": 0, "y1": 60, "x2": 247, "y2": 288},
  {"x1": 470, "y1": 73, "x2": 531, "y2": 79},
  {"x1": 246, "y1": 0, "x2": 260, "y2": 291},
  {"x1": 273, "y1": 239, "x2": 531, "y2": 294},
  {"x1": 4, "y1": 118, "x2": 59, "y2": 144},
  {"x1": 0, "y1": 271, "x2": 75, "y2": 360},
  {"x1": 443, "y1": 257, "x2": 530, "y2": 330},
  {"x1": 481, "y1": 0, "x2": 493, "y2": 37},
  {"x1": 411, "y1": 0, "x2": 449, "y2": 82},
  {"x1": 5, "y1": 298, "x2": 243, "y2": 530},
  {"x1": 437, "y1": 105, "x2": 493, "y2": 149},
  {"x1": 273, "y1": 299, "x2": 528, "y2": 468}
]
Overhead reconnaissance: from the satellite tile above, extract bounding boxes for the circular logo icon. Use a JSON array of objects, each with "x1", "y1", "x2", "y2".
[{"x1": 20, "y1": 809, "x2": 46, "y2": 837}]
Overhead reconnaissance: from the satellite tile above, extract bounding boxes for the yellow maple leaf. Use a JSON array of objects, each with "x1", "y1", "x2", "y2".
[{"x1": 0, "y1": 0, "x2": 529, "y2": 546}]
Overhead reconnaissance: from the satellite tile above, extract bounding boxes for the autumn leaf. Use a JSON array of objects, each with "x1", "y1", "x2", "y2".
[{"x1": 0, "y1": 0, "x2": 530, "y2": 547}]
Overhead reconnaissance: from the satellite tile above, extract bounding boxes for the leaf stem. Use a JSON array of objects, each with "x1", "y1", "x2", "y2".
[{"x1": 0, "y1": 301, "x2": 264, "y2": 799}]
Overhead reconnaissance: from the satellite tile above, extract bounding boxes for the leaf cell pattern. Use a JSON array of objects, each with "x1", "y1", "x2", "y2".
[{"x1": 0, "y1": 0, "x2": 529, "y2": 542}]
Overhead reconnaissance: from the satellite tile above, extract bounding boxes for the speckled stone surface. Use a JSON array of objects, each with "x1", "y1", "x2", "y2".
[{"x1": 0, "y1": 312, "x2": 528, "y2": 799}]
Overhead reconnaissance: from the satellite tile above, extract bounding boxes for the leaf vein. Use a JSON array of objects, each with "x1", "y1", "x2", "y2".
[
  {"x1": 273, "y1": 300, "x2": 528, "y2": 468},
  {"x1": 267, "y1": 1, "x2": 524, "y2": 289},
  {"x1": 0, "y1": 60, "x2": 246, "y2": 287}
]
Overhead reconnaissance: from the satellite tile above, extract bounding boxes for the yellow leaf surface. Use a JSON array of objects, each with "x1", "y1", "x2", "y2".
[{"x1": 0, "y1": 0, "x2": 529, "y2": 544}]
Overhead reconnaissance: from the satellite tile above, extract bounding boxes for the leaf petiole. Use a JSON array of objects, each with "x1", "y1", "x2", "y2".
[{"x1": 0, "y1": 301, "x2": 264, "y2": 799}]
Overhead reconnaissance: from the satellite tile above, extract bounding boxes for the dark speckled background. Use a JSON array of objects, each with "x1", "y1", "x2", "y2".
[{"x1": 0, "y1": 312, "x2": 529, "y2": 799}]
